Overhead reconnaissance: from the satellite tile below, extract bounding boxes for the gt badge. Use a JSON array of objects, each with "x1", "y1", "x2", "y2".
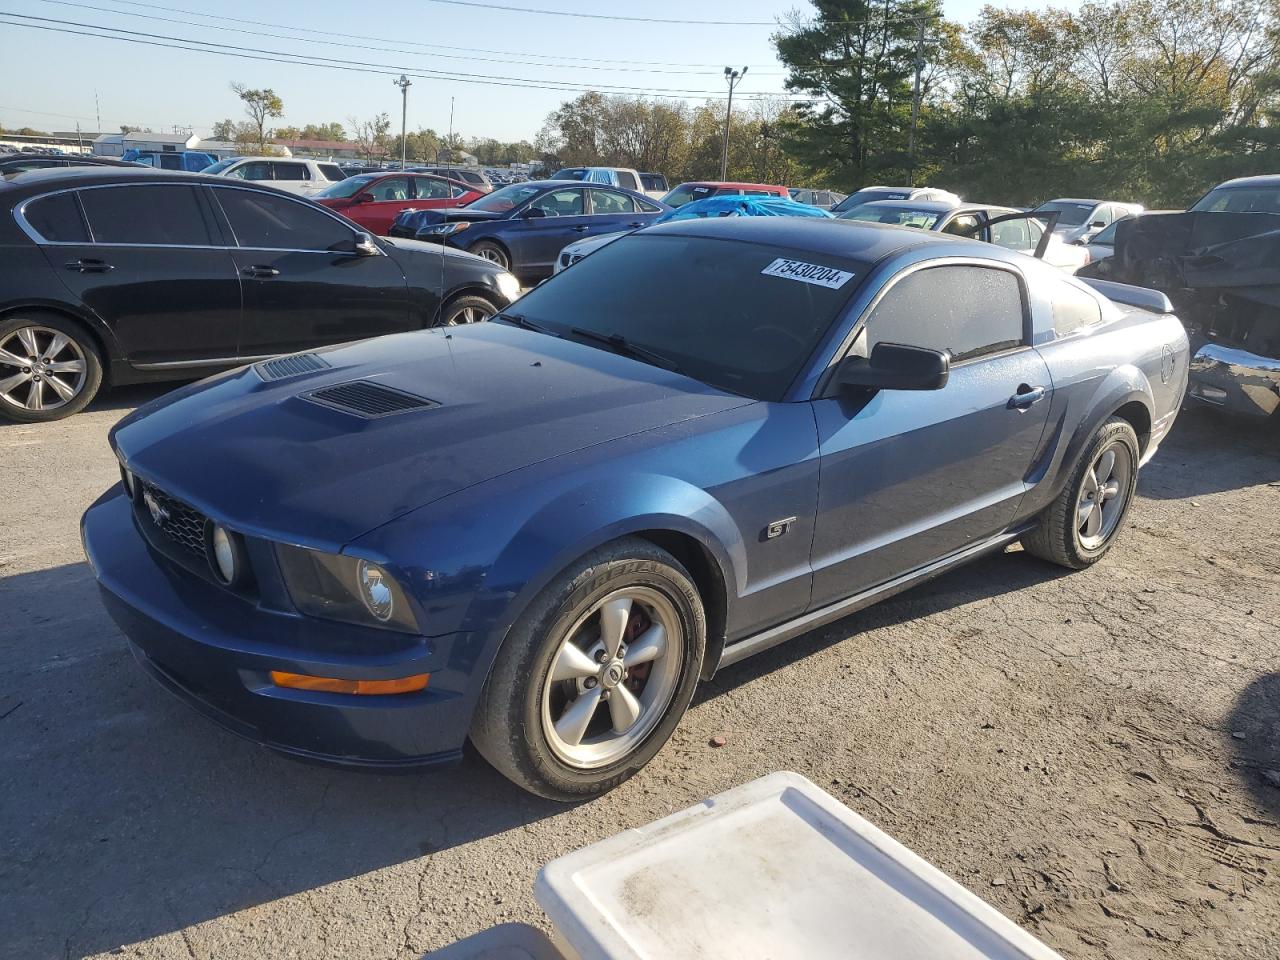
[{"x1": 765, "y1": 516, "x2": 797, "y2": 540}]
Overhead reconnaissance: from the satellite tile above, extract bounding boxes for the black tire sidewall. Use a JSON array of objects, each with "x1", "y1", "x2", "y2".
[
  {"x1": 1065, "y1": 418, "x2": 1140, "y2": 564},
  {"x1": 473, "y1": 541, "x2": 705, "y2": 800},
  {"x1": 0, "y1": 313, "x2": 103, "y2": 423},
  {"x1": 469, "y1": 241, "x2": 509, "y2": 271}
]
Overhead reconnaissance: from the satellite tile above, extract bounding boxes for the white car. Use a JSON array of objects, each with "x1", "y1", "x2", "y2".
[
  {"x1": 202, "y1": 156, "x2": 348, "y2": 196},
  {"x1": 1030, "y1": 198, "x2": 1144, "y2": 244},
  {"x1": 554, "y1": 230, "x2": 625, "y2": 274}
]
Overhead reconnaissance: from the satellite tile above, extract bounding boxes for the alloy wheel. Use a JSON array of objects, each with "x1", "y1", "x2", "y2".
[
  {"x1": 445, "y1": 303, "x2": 493, "y2": 325},
  {"x1": 0, "y1": 325, "x2": 88, "y2": 414},
  {"x1": 1077, "y1": 440, "x2": 1133, "y2": 550},
  {"x1": 540, "y1": 587, "x2": 684, "y2": 769}
]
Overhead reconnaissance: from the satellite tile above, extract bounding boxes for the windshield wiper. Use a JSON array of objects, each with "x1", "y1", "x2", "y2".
[
  {"x1": 568, "y1": 327, "x2": 685, "y2": 375},
  {"x1": 495, "y1": 312, "x2": 556, "y2": 336}
]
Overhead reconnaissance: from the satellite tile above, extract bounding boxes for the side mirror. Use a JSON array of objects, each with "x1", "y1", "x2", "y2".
[
  {"x1": 356, "y1": 192, "x2": 375, "y2": 204},
  {"x1": 353, "y1": 232, "x2": 380, "y2": 256},
  {"x1": 1090, "y1": 220, "x2": 1106, "y2": 228},
  {"x1": 837, "y1": 342, "x2": 950, "y2": 393},
  {"x1": 522, "y1": 206, "x2": 548, "y2": 219}
]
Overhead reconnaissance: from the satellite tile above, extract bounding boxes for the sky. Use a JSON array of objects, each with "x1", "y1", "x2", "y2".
[{"x1": 0, "y1": 0, "x2": 1074, "y2": 144}]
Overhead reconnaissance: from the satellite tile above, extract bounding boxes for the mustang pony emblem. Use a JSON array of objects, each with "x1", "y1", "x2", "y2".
[{"x1": 143, "y1": 490, "x2": 169, "y2": 526}]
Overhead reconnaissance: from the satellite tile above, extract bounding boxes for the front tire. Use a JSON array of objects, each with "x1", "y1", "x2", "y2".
[
  {"x1": 468, "y1": 240, "x2": 510, "y2": 270},
  {"x1": 0, "y1": 313, "x2": 103, "y2": 423},
  {"x1": 470, "y1": 538, "x2": 705, "y2": 801},
  {"x1": 438, "y1": 295, "x2": 498, "y2": 326},
  {"x1": 1022, "y1": 416, "x2": 1140, "y2": 568}
]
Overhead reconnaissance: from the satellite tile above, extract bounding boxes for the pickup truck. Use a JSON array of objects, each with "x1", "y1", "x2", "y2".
[{"x1": 550, "y1": 166, "x2": 667, "y2": 200}]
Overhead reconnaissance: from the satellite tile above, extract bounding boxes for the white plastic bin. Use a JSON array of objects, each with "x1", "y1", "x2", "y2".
[{"x1": 536, "y1": 771, "x2": 1064, "y2": 960}]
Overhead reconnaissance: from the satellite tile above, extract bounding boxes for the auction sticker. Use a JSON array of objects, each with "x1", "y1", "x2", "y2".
[{"x1": 760, "y1": 258, "x2": 854, "y2": 289}]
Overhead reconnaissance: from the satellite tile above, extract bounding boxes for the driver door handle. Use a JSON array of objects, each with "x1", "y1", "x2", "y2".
[
  {"x1": 571, "y1": 225, "x2": 590, "y2": 233},
  {"x1": 1009, "y1": 384, "x2": 1046, "y2": 410},
  {"x1": 65, "y1": 258, "x2": 113, "y2": 273},
  {"x1": 241, "y1": 265, "x2": 280, "y2": 278}
]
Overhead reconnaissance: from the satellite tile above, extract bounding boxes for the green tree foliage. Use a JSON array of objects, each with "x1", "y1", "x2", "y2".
[
  {"x1": 230, "y1": 83, "x2": 284, "y2": 154},
  {"x1": 349, "y1": 113, "x2": 392, "y2": 161}
]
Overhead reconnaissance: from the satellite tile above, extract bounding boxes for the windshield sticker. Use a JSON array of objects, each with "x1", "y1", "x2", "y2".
[{"x1": 760, "y1": 258, "x2": 854, "y2": 289}]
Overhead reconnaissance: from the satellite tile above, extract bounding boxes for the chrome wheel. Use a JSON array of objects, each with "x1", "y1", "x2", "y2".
[
  {"x1": 0, "y1": 324, "x2": 88, "y2": 413},
  {"x1": 1077, "y1": 440, "x2": 1133, "y2": 549},
  {"x1": 541, "y1": 587, "x2": 684, "y2": 770},
  {"x1": 444, "y1": 303, "x2": 493, "y2": 325}
]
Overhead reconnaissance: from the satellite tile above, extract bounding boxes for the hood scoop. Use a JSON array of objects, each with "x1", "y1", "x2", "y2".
[
  {"x1": 303, "y1": 380, "x2": 438, "y2": 419},
  {"x1": 256, "y1": 353, "x2": 330, "y2": 381}
]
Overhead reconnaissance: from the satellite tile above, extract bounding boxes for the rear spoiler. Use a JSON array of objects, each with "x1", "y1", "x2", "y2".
[{"x1": 1082, "y1": 278, "x2": 1175, "y2": 314}]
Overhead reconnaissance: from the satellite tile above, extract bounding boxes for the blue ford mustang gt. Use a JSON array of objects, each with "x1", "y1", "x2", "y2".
[{"x1": 83, "y1": 217, "x2": 1189, "y2": 799}]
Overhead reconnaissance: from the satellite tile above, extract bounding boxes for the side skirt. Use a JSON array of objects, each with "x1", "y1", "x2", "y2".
[{"x1": 714, "y1": 527, "x2": 1030, "y2": 672}]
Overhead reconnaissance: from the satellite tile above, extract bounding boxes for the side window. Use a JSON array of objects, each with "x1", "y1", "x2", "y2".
[
  {"x1": 590, "y1": 189, "x2": 634, "y2": 215},
  {"x1": 22, "y1": 193, "x2": 90, "y2": 242},
  {"x1": 616, "y1": 170, "x2": 639, "y2": 191},
  {"x1": 413, "y1": 177, "x2": 450, "y2": 200},
  {"x1": 864, "y1": 265, "x2": 1026, "y2": 364},
  {"x1": 636, "y1": 197, "x2": 662, "y2": 213},
  {"x1": 368, "y1": 177, "x2": 410, "y2": 202},
  {"x1": 158, "y1": 154, "x2": 184, "y2": 170},
  {"x1": 942, "y1": 214, "x2": 981, "y2": 237},
  {"x1": 78, "y1": 185, "x2": 214, "y2": 245},
  {"x1": 1051, "y1": 279, "x2": 1103, "y2": 336},
  {"x1": 1092, "y1": 205, "x2": 1112, "y2": 227},
  {"x1": 318, "y1": 163, "x2": 345, "y2": 182},
  {"x1": 229, "y1": 161, "x2": 272, "y2": 181},
  {"x1": 530, "y1": 189, "x2": 584, "y2": 217},
  {"x1": 989, "y1": 216, "x2": 1031, "y2": 250},
  {"x1": 272, "y1": 162, "x2": 309, "y2": 181},
  {"x1": 1028, "y1": 218, "x2": 1044, "y2": 245},
  {"x1": 214, "y1": 188, "x2": 355, "y2": 252},
  {"x1": 449, "y1": 185, "x2": 468, "y2": 199},
  {"x1": 744, "y1": 189, "x2": 772, "y2": 197}
]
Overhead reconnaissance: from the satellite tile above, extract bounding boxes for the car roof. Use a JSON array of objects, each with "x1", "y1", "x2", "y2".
[
  {"x1": 0, "y1": 166, "x2": 270, "y2": 194},
  {"x1": 1039, "y1": 197, "x2": 1105, "y2": 205},
  {"x1": 1212, "y1": 174, "x2": 1280, "y2": 188},
  {"x1": 853, "y1": 198, "x2": 962, "y2": 213},
  {"x1": 678, "y1": 181, "x2": 786, "y2": 190},
  {"x1": 640, "y1": 214, "x2": 990, "y2": 264}
]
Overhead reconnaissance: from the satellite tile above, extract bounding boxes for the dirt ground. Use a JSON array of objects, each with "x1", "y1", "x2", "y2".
[{"x1": 1, "y1": 386, "x2": 1277, "y2": 960}]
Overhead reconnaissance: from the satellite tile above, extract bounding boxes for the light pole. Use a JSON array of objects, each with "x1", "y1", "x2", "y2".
[
  {"x1": 393, "y1": 74, "x2": 411, "y2": 168},
  {"x1": 721, "y1": 66, "x2": 747, "y2": 181}
]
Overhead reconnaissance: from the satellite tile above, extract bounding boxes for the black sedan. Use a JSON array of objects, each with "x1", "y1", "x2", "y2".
[
  {"x1": 0, "y1": 152, "x2": 144, "y2": 175},
  {"x1": 0, "y1": 168, "x2": 520, "y2": 422},
  {"x1": 389, "y1": 180, "x2": 667, "y2": 282}
]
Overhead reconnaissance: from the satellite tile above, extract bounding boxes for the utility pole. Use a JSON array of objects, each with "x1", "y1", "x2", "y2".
[
  {"x1": 907, "y1": 17, "x2": 927, "y2": 186},
  {"x1": 94, "y1": 90, "x2": 102, "y2": 137},
  {"x1": 448, "y1": 96, "x2": 455, "y2": 161},
  {"x1": 76, "y1": 123, "x2": 83, "y2": 153},
  {"x1": 720, "y1": 66, "x2": 747, "y2": 181},
  {"x1": 393, "y1": 74, "x2": 411, "y2": 168}
]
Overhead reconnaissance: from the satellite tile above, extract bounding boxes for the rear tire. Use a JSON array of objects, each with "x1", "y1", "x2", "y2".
[
  {"x1": 0, "y1": 313, "x2": 103, "y2": 423},
  {"x1": 470, "y1": 538, "x2": 705, "y2": 801},
  {"x1": 469, "y1": 240, "x2": 510, "y2": 270},
  {"x1": 1022, "y1": 416, "x2": 1140, "y2": 569}
]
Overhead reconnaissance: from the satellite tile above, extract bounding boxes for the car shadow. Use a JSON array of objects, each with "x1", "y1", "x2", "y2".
[
  {"x1": 698, "y1": 545, "x2": 1069, "y2": 701},
  {"x1": 1227, "y1": 672, "x2": 1280, "y2": 822},
  {"x1": 0, "y1": 561, "x2": 567, "y2": 959},
  {"x1": 1139, "y1": 406, "x2": 1279, "y2": 500}
]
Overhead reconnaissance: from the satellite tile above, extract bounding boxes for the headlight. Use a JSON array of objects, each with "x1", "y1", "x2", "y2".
[
  {"x1": 119, "y1": 463, "x2": 137, "y2": 500},
  {"x1": 206, "y1": 523, "x2": 249, "y2": 588},
  {"x1": 426, "y1": 221, "x2": 470, "y2": 236},
  {"x1": 494, "y1": 271, "x2": 521, "y2": 302},
  {"x1": 275, "y1": 544, "x2": 419, "y2": 634}
]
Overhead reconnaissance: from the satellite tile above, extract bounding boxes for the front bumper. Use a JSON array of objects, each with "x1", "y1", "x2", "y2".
[
  {"x1": 81, "y1": 488, "x2": 473, "y2": 768},
  {"x1": 1187, "y1": 342, "x2": 1280, "y2": 417}
]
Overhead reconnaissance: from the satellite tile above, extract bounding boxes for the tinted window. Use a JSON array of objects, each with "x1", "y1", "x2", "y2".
[
  {"x1": 865, "y1": 265, "x2": 1024, "y2": 363},
  {"x1": 510, "y1": 234, "x2": 863, "y2": 401},
  {"x1": 79, "y1": 185, "x2": 213, "y2": 245},
  {"x1": 469, "y1": 183, "x2": 540, "y2": 212},
  {"x1": 530, "y1": 189, "x2": 584, "y2": 217},
  {"x1": 1091, "y1": 219, "x2": 1121, "y2": 244},
  {"x1": 662, "y1": 184, "x2": 718, "y2": 207},
  {"x1": 157, "y1": 154, "x2": 183, "y2": 170},
  {"x1": 1190, "y1": 185, "x2": 1280, "y2": 213},
  {"x1": 22, "y1": 193, "x2": 89, "y2": 242},
  {"x1": 590, "y1": 189, "x2": 634, "y2": 214},
  {"x1": 551, "y1": 168, "x2": 590, "y2": 181},
  {"x1": 1032, "y1": 201, "x2": 1094, "y2": 226},
  {"x1": 272, "y1": 162, "x2": 309, "y2": 181},
  {"x1": 315, "y1": 174, "x2": 376, "y2": 199},
  {"x1": 215, "y1": 188, "x2": 354, "y2": 251},
  {"x1": 228, "y1": 161, "x2": 272, "y2": 181},
  {"x1": 942, "y1": 214, "x2": 980, "y2": 237},
  {"x1": 318, "y1": 164, "x2": 346, "y2": 181},
  {"x1": 1051, "y1": 279, "x2": 1103, "y2": 336},
  {"x1": 843, "y1": 206, "x2": 941, "y2": 229},
  {"x1": 616, "y1": 171, "x2": 639, "y2": 191},
  {"x1": 636, "y1": 197, "x2": 662, "y2": 213}
]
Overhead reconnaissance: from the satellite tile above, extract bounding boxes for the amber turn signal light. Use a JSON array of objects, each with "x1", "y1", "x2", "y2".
[{"x1": 270, "y1": 671, "x2": 429, "y2": 695}]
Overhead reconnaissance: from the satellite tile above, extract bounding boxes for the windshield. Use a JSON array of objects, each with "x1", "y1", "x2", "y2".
[
  {"x1": 506, "y1": 234, "x2": 863, "y2": 401},
  {"x1": 842, "y1": 206, "x2": 941, "y2": 229},
  {"x1": 1032, "y1": 201, "x2": 1094, "y2": 226},
  {"x1": 314, "y1": 174, "x2": 377, "y2": 199},
  {"x1": 832, "y1": 188, "x2": 911, "y2": 213},
  {"x1": 550, "y1": 168, "x2": 590, "y2": 181},
  {"x1": 1190, "y1": 185, "x2": 1280, "y2": 213},
  {"x1": 662, "y1": 184, "x2": 723, "y2": 207},
  {"x1": 1091, "y1": 219, "x2": 1123, "y2": 244},
  {"x1": 202, "y1": 158, "x2": 238, "y2": 174},
  {"x1": 467, "y1": 183, "x2": 542, "y2": 212}
]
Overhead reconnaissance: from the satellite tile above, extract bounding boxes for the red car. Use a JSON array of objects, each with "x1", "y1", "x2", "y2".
[{"x1": 313, "y1": 172, "x2": 483, "y2": 235}]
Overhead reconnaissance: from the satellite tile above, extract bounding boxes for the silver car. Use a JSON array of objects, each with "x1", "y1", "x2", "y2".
[{"x1": 1031, "y1": 198, "x2": 1144, "y2": 244}]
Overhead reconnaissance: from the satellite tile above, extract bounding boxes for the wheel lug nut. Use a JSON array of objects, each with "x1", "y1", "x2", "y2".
[
  {"x1": 595, "y1": 650, "x2": 608, "y2": 663},
  {"x1": 584, "y1": 677, "x2": 598, "y2": 689}
]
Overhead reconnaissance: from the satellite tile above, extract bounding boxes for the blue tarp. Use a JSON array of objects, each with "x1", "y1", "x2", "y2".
[{"x1": 657, "y1": 195, "x2": 833, "y2": 223}]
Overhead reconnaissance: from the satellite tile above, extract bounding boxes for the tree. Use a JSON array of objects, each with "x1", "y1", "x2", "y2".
[
  {"x1": 348, "y1": 113, "x2": 392, "y2": 161},
  {"x1": 230, "y1": 83, "x2": 283, "y2": 153},
  {"x1": 211, "y1": 118, "x2": 236, "y2": 140}
]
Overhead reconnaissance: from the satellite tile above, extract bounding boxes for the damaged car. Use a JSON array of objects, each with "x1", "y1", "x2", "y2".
[{"x1": 1080, "y1": 179, "x2": 1280, "y2": 419}]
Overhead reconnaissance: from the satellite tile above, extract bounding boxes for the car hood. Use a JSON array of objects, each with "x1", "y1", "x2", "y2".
[
  {"x1": 563, "y1": 231, "x2": 627, "y2": 257},
  {"x1": 110, "y1": 323, "x2": 751, "y2": 549}
]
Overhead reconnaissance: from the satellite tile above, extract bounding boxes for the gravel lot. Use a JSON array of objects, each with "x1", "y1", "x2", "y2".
[{"x1": 1, "y1": 386, "x2": 1278, "y2": 960}]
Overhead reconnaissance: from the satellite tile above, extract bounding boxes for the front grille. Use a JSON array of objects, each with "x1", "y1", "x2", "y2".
[
  {"x1": 304, "y1": 381, "x2": 436, "y2": 418},
  {"x1": 139, "y1": 481, "x2": 207, "y2": 559},
  {"x1": 255, "y1": 353, "x2": 330, "y2": 382}
]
